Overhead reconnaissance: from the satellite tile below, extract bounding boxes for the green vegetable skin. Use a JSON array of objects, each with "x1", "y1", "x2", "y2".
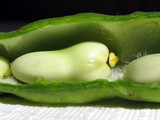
[
  {"x1": 0, "y1": 80, "x2": 160, "y2": 103},
  {"x1": 1, "y1": 12, "x2": 160, "y2": 103},
  {"x1": 1, "y1": 12, "x2": 160, "y2": 63}
]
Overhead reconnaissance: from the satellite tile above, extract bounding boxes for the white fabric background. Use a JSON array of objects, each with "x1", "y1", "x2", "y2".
[{"x1": 0, "y1": 103, "x2": 160, "y2": 120}]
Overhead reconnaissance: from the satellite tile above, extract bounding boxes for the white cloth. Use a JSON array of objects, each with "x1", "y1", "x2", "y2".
[{"x1": 0, "y1": 103, "x2": 159, "y2": 120}]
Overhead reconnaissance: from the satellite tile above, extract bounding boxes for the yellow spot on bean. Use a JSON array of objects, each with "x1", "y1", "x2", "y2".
[{"x1": 109, "y1": 52, "x2": 119, "y2": 68}]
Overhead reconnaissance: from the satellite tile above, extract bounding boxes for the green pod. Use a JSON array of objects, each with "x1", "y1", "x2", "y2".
[
  {"x1": 0, "y1": 80, "x2": 159, "y2": 104},
  {"x1": 1, "y1": 12, "x2": 160, "y2": 63},
  {"x1": 1, "y1": 12, "x2": 160, "y2": 104},
  {"x1": 11, "y1": 42, "x2": 111, "y2": 83}
]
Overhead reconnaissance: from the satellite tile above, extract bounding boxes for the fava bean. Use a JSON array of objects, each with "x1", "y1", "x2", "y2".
[
  {"x1": 11, "y1": 42, "x2": 111, "y2": 83},
  {"x1": 124, "y1": 54, "x2": 160, "y2": 83}
]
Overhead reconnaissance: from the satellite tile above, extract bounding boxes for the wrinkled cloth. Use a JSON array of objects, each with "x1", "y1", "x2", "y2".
[{"x1": 0, "y1": 103, "x2": 159, "y2": 120}]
